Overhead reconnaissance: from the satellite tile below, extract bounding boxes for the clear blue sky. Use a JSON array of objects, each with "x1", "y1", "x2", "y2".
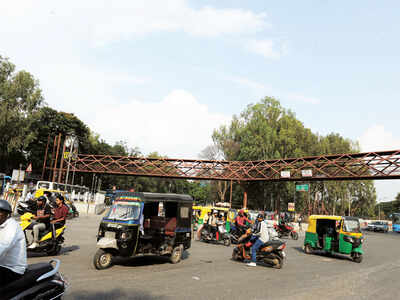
[{"x1": 1, "y1": 0, "x2": 399, "y2": 201}]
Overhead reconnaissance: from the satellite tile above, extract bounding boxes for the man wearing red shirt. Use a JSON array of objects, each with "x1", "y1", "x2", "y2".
[
  {"x1": 51, "y1": 195, "x2": 69, "y2": 229},
  {"x1": 235, "y1": 209, "x2": 251, "y2": 235}
]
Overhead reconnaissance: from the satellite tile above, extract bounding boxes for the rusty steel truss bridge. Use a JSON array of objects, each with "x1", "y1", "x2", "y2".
[{"x1": 50, "y1": 149, "x2": 400, "y2": 182}]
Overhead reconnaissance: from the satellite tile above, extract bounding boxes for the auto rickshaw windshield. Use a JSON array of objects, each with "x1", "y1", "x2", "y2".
[
  {"x1": 106, "y1": 201, "x2": 141, "y2": 221},
  {"x1": 343, "y1": 219, "x2": 361, "y2": 233}
]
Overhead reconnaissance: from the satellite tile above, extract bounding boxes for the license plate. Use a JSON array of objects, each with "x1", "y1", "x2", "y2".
[
  {"x1": 281, "y1": 251, "x2": 286, "y2": 258},
  {"x1": 105, "y1": 231, "x2": 116, "y2": 238}
]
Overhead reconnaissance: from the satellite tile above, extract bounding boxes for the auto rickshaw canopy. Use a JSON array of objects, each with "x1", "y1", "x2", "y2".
[{"x1": 306, "y1": 215, "x2": 342, "y2": 233}]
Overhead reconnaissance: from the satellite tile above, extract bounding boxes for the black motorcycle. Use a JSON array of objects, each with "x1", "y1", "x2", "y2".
[
  {"x1": 232, "y1": 231, "x2": 286, "y2": 269},
  {"x1": 230, "y1": 225, "x2": 249, "y2": 244},
  {"x1": 0, "y1": 259, "x2": 68, "y2": 299},
  {"x1": 16, "y1": 199, "x2": 37, "y2": 215}
]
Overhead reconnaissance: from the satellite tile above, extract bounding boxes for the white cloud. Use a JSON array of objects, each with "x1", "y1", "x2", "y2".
[
  {"x1": 358, "y1": 125, "x2": 400, "y2": 202},
  {"x1": 90, "y1": 90, "x2": 231, "y2": 158},
  {"x1": 0, "y1": 1, "x2": 269, "y2": 46},
  {"x1": 245, "y1": 39, "x2": 282, "y2": 59},
  {"x1": 358, "y1": 125, "x2": 400, "y2": 152},
  {"x1": 228, "y1": 76, "x2": 320, "y2": 104}
]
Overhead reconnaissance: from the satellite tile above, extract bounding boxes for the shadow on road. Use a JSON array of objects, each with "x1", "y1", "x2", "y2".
[
  {"x1": 67, "y1": 289, "x2": 165, "y2": 300},
  {"x1": 292, "y1": 246, "x2": 353, "y2": 262},
  {"x1": 61, "y1": 245, "x2": 80, "y2": 254},
  {"x1": 114, "y1": 250, "x2": 190, "y2": 268},
  {"x1": 27, "y1": 245, "x2": 80, "y2": 258}
]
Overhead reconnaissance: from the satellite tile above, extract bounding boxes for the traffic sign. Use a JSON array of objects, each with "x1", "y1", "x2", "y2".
[{"x1": 296, "y1": 184, "x2": 309, "y2": 192}]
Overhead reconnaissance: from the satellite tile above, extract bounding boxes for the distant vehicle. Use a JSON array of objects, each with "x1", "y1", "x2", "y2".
[
  {"x1": 366, "y1": 221, "x2": 388, "y2": 233},
  {"x1": 391, "y1": 213, "x2": 400, "y2": 233}
]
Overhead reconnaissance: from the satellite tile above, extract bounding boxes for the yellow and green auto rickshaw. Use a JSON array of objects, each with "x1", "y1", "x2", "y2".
[
  {"x1": 303, "y1": 215, "x2": 364, "y2": 263},
  {"x1": 193, "y1": 205, "x2": 235, "y2": 232}
]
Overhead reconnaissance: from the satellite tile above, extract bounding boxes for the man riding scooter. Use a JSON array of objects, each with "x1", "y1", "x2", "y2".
[
  {"x1": 0, "y1": 199, "x2": 27, "y2": 285},
  {"x1": 247, "y1": 214, "x2": 272, "y2": 267},
  {"x1": 28, "y1": 196, "x2": 51, "y2": 249}
]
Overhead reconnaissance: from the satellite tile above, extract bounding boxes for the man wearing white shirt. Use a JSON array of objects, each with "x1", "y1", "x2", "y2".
[
  {"x1": 247, "y1": 214, "x2": 270, "y2": 267},
  {"x1": 0, "y1": 199, "x2": 27, "y2": 285}
]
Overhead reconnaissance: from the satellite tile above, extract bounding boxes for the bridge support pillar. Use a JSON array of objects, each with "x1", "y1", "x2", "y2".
[{"x1": 243, "y1": 191, "x2": 247, "y2": 209}]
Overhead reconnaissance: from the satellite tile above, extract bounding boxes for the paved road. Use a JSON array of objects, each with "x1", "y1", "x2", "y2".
[{"x1": 27, "y1": 216, "x2": 400, "y2": 300}]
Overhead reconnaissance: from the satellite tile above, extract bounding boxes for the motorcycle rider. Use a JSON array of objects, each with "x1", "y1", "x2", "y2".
[
  {"x1": 247, "y1": 214, "x2": 269, "y2": 267},
  {"x1": 0, "y1": 199, "x2": 27, "y2": 285},
  {"x1": 51, "y1": 195, "x2": 69, "y2": 228},
  {"x1": 28, "y1": 196, "x2": 52, "y2": 249},
  {"x1": 235, "y1": 209, "x2": 251, "y2": 235},
  {"x1": 208, "y1": 210, "x2": 219, "y2": 239}
]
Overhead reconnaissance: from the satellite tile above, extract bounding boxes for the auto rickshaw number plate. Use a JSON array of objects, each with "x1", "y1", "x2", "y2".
[{"x1": 105, "y1": 231, "x2": 116, "y2": 238}]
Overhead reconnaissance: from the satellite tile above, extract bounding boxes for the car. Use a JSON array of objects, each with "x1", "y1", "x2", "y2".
[{"x1": 366, "y1": 221, "x2": 388, "y2": 233}]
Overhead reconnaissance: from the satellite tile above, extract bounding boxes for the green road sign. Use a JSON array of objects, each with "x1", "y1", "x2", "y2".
[{"x1": 296, "y1": 184, "x2": 309, "y2": 192}]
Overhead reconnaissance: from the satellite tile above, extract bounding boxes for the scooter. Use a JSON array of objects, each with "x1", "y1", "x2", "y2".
[
  {"x1": 0, "y1": 259, "x2": 68, "y2": 299},
  {"x1": 230, "y1": 224, "x2": 249, "y2": 244},
  {"x1": 65, "y1": 199, "x2": 79, "y2": 218},
  {"x1": 20, "y1": 212, "x2": 66, "y2": 256},
  {"x1": 200, "y1": 222, "x2": 231, "y2": 246},
  {"x1": 274, "y1": 222, "x2": 299, "y2": 240},
  {"x1": 232, "y1": 229, "x2": 286, "y2": 269}
]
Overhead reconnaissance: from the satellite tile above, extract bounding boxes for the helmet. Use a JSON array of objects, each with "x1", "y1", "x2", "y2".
[
  {"x1": 257, "y1": 213, "x2": 264, "y2": 220},
  {"x1": 0, "y1": 200, "x2": 12, "y2": 213},
  {"x1": 37, "y1": 196, "x2": 47, "y2": 203},
  {"x1": 239, "y1": 209, "x2": 244, "y2": 215},
  {"x1": 213, "y1": 210, "x2": 218, "y2": 214}
]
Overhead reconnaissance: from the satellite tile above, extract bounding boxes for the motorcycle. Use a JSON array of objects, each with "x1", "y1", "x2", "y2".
[
  {"x1": 274, "y1": 222, "x2": 299, "y2": 240},
  {"x1": 16, "y1": 199, "x2": 37, "y2": 215},
  {"x1": 0, "y1": 259, "x2": 68, "y2": 300},
  {"x1": 232, "y1": 229, "x2": 286, "y2": 269},
  {"x1": 65, "y1": 199, "x2": 79, "y2": 219},
  {"x1": 229, "y1": 224, "x2": 249, "y2": 244},
  {"x1": 200, "y1": 221, "x2": 231, "y2": 246},
  {"x1": 20, "y1": 212, "x2": 66, "y2": 256}
]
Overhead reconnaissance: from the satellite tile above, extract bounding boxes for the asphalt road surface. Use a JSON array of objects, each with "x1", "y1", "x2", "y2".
[{"x1": 27, "y1": 215, "x2": 400, "y2": 300}]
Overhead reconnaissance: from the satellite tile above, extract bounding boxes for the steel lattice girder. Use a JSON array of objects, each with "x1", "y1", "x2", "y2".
[{"x1": 58, "y1": 150, "x2": 400, "y2": 181}]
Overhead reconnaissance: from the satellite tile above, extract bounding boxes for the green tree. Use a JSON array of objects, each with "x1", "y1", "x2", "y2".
[{"x1": 0, "y1": 56, "x2": 44, "y2": 172}]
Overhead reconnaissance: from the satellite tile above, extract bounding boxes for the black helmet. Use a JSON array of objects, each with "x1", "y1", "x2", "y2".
[
  {"x1": 257, "y1": 213, "x2": 265, "y2": 220},
  {"x1": 56, "y1": 194, "x2": 64, "y2": 202},
  {"x1": 0, "y1": 200, "x2": 12, "y2": 213},
  {"x1": 37, "y1": 196, "x2": 47, "y2": 203}
]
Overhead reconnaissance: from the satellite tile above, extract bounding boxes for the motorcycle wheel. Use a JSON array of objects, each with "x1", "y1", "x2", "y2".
[
  {"x1": 46, "y1": 244, "x2": 62, "y2": 256},
  {"x1": 93, "y1": 249, "x2": 113, "y2": 270},
  {"x1": 232, "y1": 248, "x2": 241, "y2": 261},
  {"x1": 273, "y1": 255, "x2": 284, "y2": 269},
  {"x1": 223, "y1": 237, "x2": 231, "y2": 247},
  {"x1": 290, "y1": 231, "x2": 299, "y2": 240}
]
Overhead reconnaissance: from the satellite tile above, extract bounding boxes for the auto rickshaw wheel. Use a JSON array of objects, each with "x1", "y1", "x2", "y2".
[
  {"x1": 304, "y1": 244, "x2": 313, "y2": 254},
  {"x1": 170, "y1": 245, "x2": 183, "y2": 264},
  {"x1": 290, "y1": 232, "x2": 299, "y2": 240},
  {"x1": 352, "y1": 254, "x2": 363, "y2": 263},
  {"x1": 93, "y1": 249, "x2": 113, "y2": 270}
]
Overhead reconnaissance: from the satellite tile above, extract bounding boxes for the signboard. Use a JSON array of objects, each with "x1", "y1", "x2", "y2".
[
  {"x1": 301, "y1": 169, "x2": 313, "y2": 177},
  {"x1": 288, "y1": 202, "x2": 295, "y2": 212},
  {"x1": 296, "y1": 184, "x2": 309, "y2": 192},
  {"x1": 280, "y1": 170, "x2": 291, "y2": 178},
  {"x1": 11, "y1": 169, "x2": 25, "y2": 182}
]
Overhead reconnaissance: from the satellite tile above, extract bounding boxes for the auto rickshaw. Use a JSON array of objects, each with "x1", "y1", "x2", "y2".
[
  {"x1": 303, "y1": 215, "x2": 364, "y2": 263},
  {"x1": 93, "y1": 192, "x2": 193, "y2": 270}
]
